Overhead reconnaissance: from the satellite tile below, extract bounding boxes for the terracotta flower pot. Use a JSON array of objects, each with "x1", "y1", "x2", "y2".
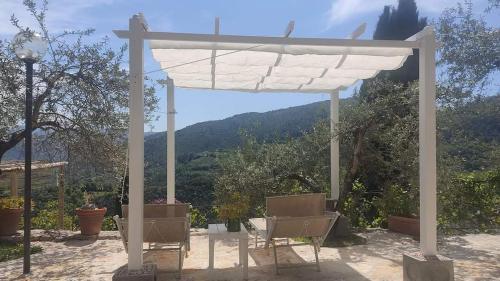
[
  {"x1": 0, "y1": 208, "x2": 23, "y2": 236},
  {"x1": 388, "y1": 215, "x2": 420, "y2": 238},
  {"x1": 76, "y1": 207, "x2": 107, "y2": 236}
]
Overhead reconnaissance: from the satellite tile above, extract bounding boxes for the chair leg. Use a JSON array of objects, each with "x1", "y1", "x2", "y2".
[
  {"x1": 313, "y1": 240, "x2": 320, "y2": 272},
  {"x1": 272, "y1": 240, "x2": 279, "y2": 275},
  {"x1": 178, "y1": 246, "x2": 183, "y2": 277}
]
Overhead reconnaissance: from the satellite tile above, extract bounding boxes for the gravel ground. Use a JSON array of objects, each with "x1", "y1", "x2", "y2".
[{"x1": 0, "y1": 229, "x2": 498, "y2": 281}]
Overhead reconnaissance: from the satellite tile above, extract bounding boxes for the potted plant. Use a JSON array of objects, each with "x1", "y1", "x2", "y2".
[
  {"x1": 379, "y1": 184, "x2": 419, "y2": 238},
  {"x1": 0, "y1": 197, "x2": 24, "y2": 236},
  {"x1": 218, "y1": 192, "x2": 250, "y2": 232},
  {"x1": 76, "y1": 192, "x2": 107, "y2": 236}
]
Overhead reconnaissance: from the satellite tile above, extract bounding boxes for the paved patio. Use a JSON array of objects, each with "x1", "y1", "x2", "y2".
[{"x1": 1, "y1": 229, "x2": 498, "y2": 281}]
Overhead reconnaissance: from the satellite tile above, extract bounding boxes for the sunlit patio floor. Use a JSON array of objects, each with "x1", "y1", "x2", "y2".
[{"x1": 1, "y1": 229, "x2": 498, "y2": 281}]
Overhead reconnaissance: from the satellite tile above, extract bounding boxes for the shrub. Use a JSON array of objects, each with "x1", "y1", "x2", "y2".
[
  {"x1": 341, "y1": 180, "x2": 379, "y2": 228},
  {"x1": 101, "y1": 216, "x2": 117, "y2": 231},
  {"x1": 32, "y1": 200, "x2": 76, "y2": 230},
  {"x1": 190, "y1": 206, "x2": 219, "y2": 228},
  {"x1": 190, "y1": 207, "x2": 207, "y2": 228},
  {"x1": 438, "y1": 169, "x2": 500, "y2": 232},
  {"x1": 374, "y1": 184, "x2": 419, "y2": 220},
  {"x1": 0, "y1": 197, "x2": 24, "y2": 209},
  {"x1": 218, "y1": 192, "x2": 250, "y2": 221}
]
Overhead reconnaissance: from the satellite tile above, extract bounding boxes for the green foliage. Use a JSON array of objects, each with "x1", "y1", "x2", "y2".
[
  {"x1": 190, "y1": 208, "x2": 207, "y2": 228},
  {"x1": 102, "y1": 216, "x2": 117, "y2": 231},
  {"x1": 218, "y1": 192, "x2": 250, "y2": 220},
  {"x1": 340, "y1": 181, "x2": 379, "y2": 228},
  {"x1": 190, "y1": 206, "x2": 220, "y2": 228},
  {"x1": 93, "y1": 192, "x2": 119, "y2": 214},
  {"x1": 214, "y1": 121, "x2": 332, "y2": 219},
  {"x1": 438, "y1": 170, "x2": 500, "y2": 232},
  {"x1": 338, "y1": 79, "x2": 420, "y2": 209},
  {"x1": 374, "y1": 184, "x2": 418, "y2": 220},
  {"x1": 0, "y1": 197, "x2": 24, "y2": 209},
  {"x1": 32, "y1": 200, "x2": 76, "y2": 230},
  {"x1": 437, "y1": 1, "x2": 499, "y2": 101},
  {"x1": 1, "y1": 0, "x2": 159, "y2": 196},
  {"x1": 438, "y1": 95, "x2": 500, "y2": 172},
  {"x1": 0, "y1": 241, "x2": 42, "y2": 262}
]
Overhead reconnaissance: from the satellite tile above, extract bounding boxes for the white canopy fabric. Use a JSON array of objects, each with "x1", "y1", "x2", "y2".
[{"x1": 150, "y1": 39, "x2": 413, "y2": 92}]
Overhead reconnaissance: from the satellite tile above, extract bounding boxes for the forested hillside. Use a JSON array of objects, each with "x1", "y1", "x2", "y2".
[
  {"x1": 143, "y1": 95, "x2": 499, "y2": 209},
  {"x1": 144, "y1": 100, "x2": 333, "y2": 167}
]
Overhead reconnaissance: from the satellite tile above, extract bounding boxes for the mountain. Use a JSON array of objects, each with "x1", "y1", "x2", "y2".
[
  {"x1": 144, "y1": 100, "x2": 333, "y2": 168},
  {"x1": 1, "y1": 100, "x2": 335, "y2": 164}
]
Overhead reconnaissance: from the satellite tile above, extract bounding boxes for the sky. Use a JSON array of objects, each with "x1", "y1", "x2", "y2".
[{"x1": 1, "y1": 0, "x2": 496, "y2": 131}]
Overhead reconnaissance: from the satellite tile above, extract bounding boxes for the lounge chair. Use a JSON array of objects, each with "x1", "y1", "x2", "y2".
[
  {"x1": 249, "y1": 193, "x2": 339, "y2": 274},
  {"x1": 114, "y1": 203, "x2": 191, "y2": 274}
]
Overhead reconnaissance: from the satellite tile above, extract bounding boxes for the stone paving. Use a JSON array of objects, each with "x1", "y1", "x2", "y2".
[{"x1": 1, "y1": 229, "x2": 498, "y2": 281}]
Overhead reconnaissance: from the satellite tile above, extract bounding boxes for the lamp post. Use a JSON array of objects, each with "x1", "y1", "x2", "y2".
[{"x1": 12, "y1": 31, "x2": 47, "y2": 274}]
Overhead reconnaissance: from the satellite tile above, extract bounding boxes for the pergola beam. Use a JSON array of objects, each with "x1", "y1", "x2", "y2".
[{"x1": 113, "y1": 30, "x2": 420, "y2": 49}]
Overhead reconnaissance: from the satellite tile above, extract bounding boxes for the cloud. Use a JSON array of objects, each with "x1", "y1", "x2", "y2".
[
  {"x1": 325, "y1": 0, "x2": 470, "y2": 29},
  {"x1": 0, "y1": 0, "x2": 115, "y2": 35}
]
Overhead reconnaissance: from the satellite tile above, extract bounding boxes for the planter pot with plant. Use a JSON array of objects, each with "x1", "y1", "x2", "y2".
[
  {"x1": 378, "y1": 184, "x2": 419, "y2": 238},
  {"x1": 218, "y1": 192, "x2": 250, "y2": 232},
  {"x1": 0, "y1": 197, "x2": 24, "y2": 236},
  {"x1": 76, "y1": 193, "x2": 106, "y2": 236}
]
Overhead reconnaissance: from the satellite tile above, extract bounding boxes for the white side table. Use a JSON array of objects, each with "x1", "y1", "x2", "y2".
[{"x1": 208, "y1": 223, "x2": 249, "y2": 280}]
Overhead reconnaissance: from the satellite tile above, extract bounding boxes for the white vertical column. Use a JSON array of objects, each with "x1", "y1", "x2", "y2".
[
  {"x1": 166, "y1": 78, "x2": 176, "y2": 204},
  {"x1": 127, "y1": 13, "x2": 146, "y2": 270},
  {"x1": 418, "y1": 27, "x2": 437, "y2": 256},
  {"x1": 330, "y1": 90, "x2": 340, "y2": 200}
]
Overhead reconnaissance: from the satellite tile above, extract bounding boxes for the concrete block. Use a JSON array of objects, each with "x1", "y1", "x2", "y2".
[
  {"x1": 112, "y1": 264, "x2": 157, "y2": 281},
  {"x1": 403, "y1": 252, "x2": 454, "y2": 281}
]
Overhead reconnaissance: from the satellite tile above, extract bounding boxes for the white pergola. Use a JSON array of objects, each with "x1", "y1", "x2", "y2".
[{"x1": 114, "y1": 13, "x2": 437, "y2": 271}]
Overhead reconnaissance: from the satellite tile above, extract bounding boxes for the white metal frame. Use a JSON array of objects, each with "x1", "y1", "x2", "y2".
[
  {"x1": 166, "y1": 78, "x2": 175, "y2": 204},
  {"x1": 114, "y1": 14, "x2": 438, "y2": 270}
]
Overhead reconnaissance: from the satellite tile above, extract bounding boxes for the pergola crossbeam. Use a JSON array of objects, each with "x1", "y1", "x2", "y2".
[
  {"x1": 210, "y1": 17, "x2": 220, "y2": 89},
  {"x1": 114, "y1": 30, "x2": 420, "y2": 49}
]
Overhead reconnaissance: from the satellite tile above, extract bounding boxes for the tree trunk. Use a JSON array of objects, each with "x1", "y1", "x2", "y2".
[
  {"x1": 0, "y1": 149, "x2": 6, "y2": 163},
  {"x1": 0, "y1": 130, "x2": 27, "y2": 163},
  {"x1": 338, "y1": 124, "x2": 370, "y2": 210}
]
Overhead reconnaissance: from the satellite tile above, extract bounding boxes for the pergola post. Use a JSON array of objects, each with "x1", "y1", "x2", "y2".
[
  {"x1": 330, "y1": 90, "x2": 340, "y2": 201},
  {"x1": 404, "y1": 27, "x2": 453, "y2": 281},
  {"x1": 127, "y1": 13, "x2": 146, "y2": 271},
  {"x1": 418, "y1": 27, "x2": 437, "y2": 256},
  {"x1": 166, "y1": 78, "x2": 176, "y2": 204}
]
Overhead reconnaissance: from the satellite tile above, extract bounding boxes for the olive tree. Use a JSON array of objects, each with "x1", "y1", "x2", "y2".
[
  {"x1": 0, "y1": 1, "x2": 158, "y2": 182},
  {"x1": 436, "y1": 0, "x2": 500, "y2": 105}
]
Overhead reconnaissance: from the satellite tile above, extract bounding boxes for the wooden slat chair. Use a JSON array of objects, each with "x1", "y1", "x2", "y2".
[
  {"x1": 261, "y1": 193, "x2": 339, "y2": 274},
  {"x1": 114, "y1": 203, "x2": 191, "y2": 274}
]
